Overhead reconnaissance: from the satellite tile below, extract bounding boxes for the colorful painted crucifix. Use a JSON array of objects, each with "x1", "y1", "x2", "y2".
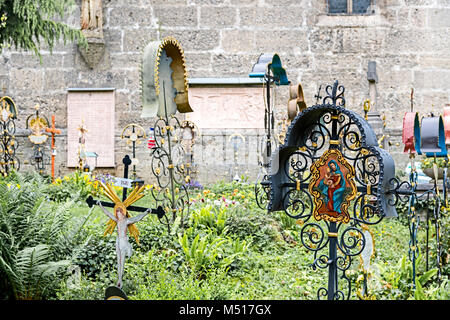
[
  {"x1": 86, "y1": 155, "x2": 165, "y2": 289},
  {"x1": 45, "y1": 115, "x2": 61, "y2": 182}
]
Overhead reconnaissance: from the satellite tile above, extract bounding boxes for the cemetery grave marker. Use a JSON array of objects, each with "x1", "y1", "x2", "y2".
[
  {"x1": 26, "y1": 104, "x2": 50, "y2": 174},
  {"x1": 120, "y1": 123, "x2": 147, "y2": 180},
  {"x1": 140, "y1": 36, "x2": 195, "y2": 229},
  {"x1": 0, "y1": 96, "x2": 19, "y2": 176},
  {"x1": 45, "y1": 115, "x2": 61, "y2": 182},
  {"x1": 402, "y1": 98, "x2": 448, "y2": 286},
  {"x1": 249, "y1": 53, "x2": 290, "y2": 210},
  {"x1": 267, "y1": 80, "x2": 413, "y2": 300},
  {"x1": 86, "y1": 155, "x2": 165, "y2": 292}
]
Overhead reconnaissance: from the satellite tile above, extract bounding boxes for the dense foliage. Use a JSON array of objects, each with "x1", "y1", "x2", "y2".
[
  {"x1": 0, "y1": 171, "x2": 448, "y2": 300},
  {"x1": 0, "y1": 0, "x2": 85, "y2": 58}
]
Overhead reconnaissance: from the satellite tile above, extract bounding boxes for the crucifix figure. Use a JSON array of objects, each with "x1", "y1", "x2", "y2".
[
  {"x1": 45, "y1": 115, "x2": 61, "y2": 182},
  {"x1": 96, "y1": 184, "x2": 150, "y2": 289},
  {"x1": 86, "y1": 155, "x2": 165, "y2": 289},
  {"x1": 77, "y1": 120, "x2": 88, "y2": 170}
]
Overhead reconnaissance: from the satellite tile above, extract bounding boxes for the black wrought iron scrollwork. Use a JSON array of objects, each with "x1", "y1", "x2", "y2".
[
  {"x1": 323, "y1": 82, "x2": 345, "y2": 107},
  {"x1": 0, "y1": 96, "x2": 19, "y2": 176},
  {"x1": 148, "y1": 82, "x2": 192, "y2": 230},
  {"x1": 30, "y1": 145, "x2": 50, "y2": 174},
  {"x1": 268, "y1": 80, "x2": 405, "y2": 300},
  {"x1": 26, "y1": 105, "x2": 50, "y2": 174}
]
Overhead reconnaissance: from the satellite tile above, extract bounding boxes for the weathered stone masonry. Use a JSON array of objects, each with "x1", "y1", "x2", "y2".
[{"x1": 1, "y1": 0, "x2": 449, "y2": 183}]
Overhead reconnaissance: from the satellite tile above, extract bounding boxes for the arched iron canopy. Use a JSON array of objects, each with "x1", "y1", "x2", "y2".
[
  {"x1": 268, "y1": 81, "x2": 397, "y2": 221},
  {"x1": 265, "y1": 80, "x2": 405, "y2": 300}
]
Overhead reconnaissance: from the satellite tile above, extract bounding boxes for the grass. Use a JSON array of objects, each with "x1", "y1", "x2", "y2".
[{"x1": 1, "y1": 172, "x2": 448, "y2": 300}]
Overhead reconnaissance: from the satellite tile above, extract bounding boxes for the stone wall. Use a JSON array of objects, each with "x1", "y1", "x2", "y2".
[{"x1": 1, "y1": 0, "x2": 449, "y2": 184}]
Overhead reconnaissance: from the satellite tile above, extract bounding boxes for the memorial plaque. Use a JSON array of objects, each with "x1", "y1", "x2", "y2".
[
  {"x1": 67, "y1": 90, "x2": 115, "y2": 167},
  {"x1": 186, "y1": 87, "x2": 265, "y2": 129}
]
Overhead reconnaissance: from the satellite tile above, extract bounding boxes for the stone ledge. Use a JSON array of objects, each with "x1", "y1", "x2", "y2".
[{"x1": 316, "y1": 14, "x2": 391, "y2": 28}]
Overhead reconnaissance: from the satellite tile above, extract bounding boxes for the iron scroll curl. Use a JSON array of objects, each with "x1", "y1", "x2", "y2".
[{"x1": 266, "y1": 81, "x2": 402, "y2": 300}]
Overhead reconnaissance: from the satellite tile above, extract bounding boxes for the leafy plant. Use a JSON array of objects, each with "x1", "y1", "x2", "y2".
[
  {"x1": 7, "y1": 244, "x2": 70, "y2": 300},
  {"x1": 0, "y1": 173, "x2": 91, "y2": 299},
  {"x1": 0, "y1": 0, "x2": 86, "y2": 59},
  {"x1": 178, "y1": 230, "x2": 229, "y2": 273}
]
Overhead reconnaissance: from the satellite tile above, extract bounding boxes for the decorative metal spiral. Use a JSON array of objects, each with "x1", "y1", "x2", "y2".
[
  {"x1": 0, "y1": 97, "x2": 19, "y2": 176},
  {"x1": 269, "y1": 81, "x2": 410, "y2": 300},
  {"x1": 149, "y1": 113, "x2": 192, "y2": 229}
]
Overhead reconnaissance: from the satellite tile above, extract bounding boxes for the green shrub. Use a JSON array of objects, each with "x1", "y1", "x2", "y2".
[{"x1": 0, "y1": 174, "x2": 87, "y2": 299}]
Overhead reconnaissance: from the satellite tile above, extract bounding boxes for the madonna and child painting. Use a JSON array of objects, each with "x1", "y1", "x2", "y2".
[{"x1": 309, "y1": 149, "x2": 357, "y2": 224}]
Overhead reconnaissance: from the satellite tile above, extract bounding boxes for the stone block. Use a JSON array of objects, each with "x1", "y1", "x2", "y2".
[
  {"x1": 342, "y1": 28, "x2": 384, "y2": 53},
  {"x1": 413, "y1": 70, "x2": 450, "y2": 90},
  {"x1": 183, "y1": 52, "x2": 212, "y2": 70},
  {"x1": 123, "y1": 28, "x2": 158, "y2": 53},
  {"x1": 103, "y1": 28, "x2": 123, "y2": 53},
  {"x1": 200, "y1": 6, "x2": 237, "y2": 28},
  {"x1": 188, "y1": 0, "x2": 227, "y2": 5},
  {"x1": 427, "y1": 8, "x2": 450, "y2": 28},
  {"x1": 239, "y1": 7, "x2": 303, "y2": 27},
  {"x1": 186, "y1": 68, "x2": 215, "y2": 78},
  {"x1": 110, "y1": 52, "x2": 141, "y2": 69},
  {"x1": 409, "y1": 7, "x2": 427, "y2": 28},
  {"x1": 229, "y1": 0, "x2": 259, "y2": 5},
  {"x1": 384, "y1": 29, "x2": 430, "y2": 53},
  {"x1": 122, "y1": 69, "x2": 141, "y2": 92},
  {"x1": 255, "y1": 29, "x2": 309, "y2": 53},
  {"x1": 264, "y1": 0, "x2": 308, "y2": 6},
  {"x1": 9, "y1": 69, "x2": 44, "y2": 92},
  {"x1": 159, "y1": 29, "x2": 220, "y2": 51},
  {"x1": 221, "y1": 30, "x2": 255, "y2": 53},
  {"x1": 109, "y1": 6, "x2": 152, "y2": 28},
  {"x1": 150, "y1": 0, "x2": 187, "y2": 4},
  {"x1": 309, "y1": 28, "x2": 336, "y2": 53},
  {"x1": 417, "y1": 54, "x2": 450, "y2": 69},
  {"x1": 10, "y1": 53, "x2": 64, "y2": 69},
  {"x1": 404, "y1": 0, "x2": 436, "y2": 6},
  {"x1": 211, "y1": 54, "x2": 256, "y2": 77},
  {"x1": 44, "y1": 69, "x2": 68, "y2": 92},
  {"x1": 153, "y1": 5, "x2": 198, "y2": 27}
]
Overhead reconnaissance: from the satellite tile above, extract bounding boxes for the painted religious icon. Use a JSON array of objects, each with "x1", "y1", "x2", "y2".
[
  {"x1": 309, "y1": 149, "x2": 357, "y2": 223},
  {"x1": 27, "y1": 106, "x2": 49, "y2": 145}
]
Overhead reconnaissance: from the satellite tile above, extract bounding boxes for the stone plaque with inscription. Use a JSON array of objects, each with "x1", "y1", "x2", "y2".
[
  {"x1": 67, "y1": 90, "x2": 115, "y2": 167},
  {"x1": 186, "y1": 87, "x2": 265, "y2": 129}
]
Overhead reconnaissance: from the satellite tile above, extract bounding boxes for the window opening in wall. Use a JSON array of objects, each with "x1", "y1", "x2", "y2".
[{"x1": 328, "y1": 0, "x2": 375, "y2": 15}]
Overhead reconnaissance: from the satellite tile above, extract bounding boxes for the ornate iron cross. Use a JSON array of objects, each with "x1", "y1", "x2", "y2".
[
  {"x1": 45, "y1": 115, "x2": 61, "y2": 182},
  {"x1": 86, "y1": 155, "x2": 165, "y2": 219},
  {"x1": 267, "y1": 80, "x2": 408, "y2": 300},
  {"x1": 0, "y1": 96, "x2": 19, "y2": 176},
  {"x1": 120, "y1": 123, "x2": 146, "y2": 180},
  {"x1": 26, "y1": 104, "x2": 50, "y2": 174}
]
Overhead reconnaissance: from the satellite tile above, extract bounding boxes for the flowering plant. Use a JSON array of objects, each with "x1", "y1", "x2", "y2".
[{"x1": 420, "y1": 157, "x2": 448, "y2": 169}]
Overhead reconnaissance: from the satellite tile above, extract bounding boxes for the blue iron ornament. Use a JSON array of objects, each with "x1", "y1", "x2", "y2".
[
  {"x1": 414, "y1": 115, "x2": 447, "y2": 157},
  {"x1": 265, "y1": 80, "x2": 411, "y2": 300},
  {"x1": 249, "y1": 53, "x2": 289, "y2": 85},
  {"x1": 403, "y1": 108, "x2": 447, "y2": 287}
]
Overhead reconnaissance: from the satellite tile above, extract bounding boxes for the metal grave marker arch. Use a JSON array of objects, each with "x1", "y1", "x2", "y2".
[
  {"x1": 26, "y1": 104, "x2": 50, "y2": 174},
  {"x1": 268, "y1": 80, "x2": 400, "y2": 300},
  {"x1": 250, "y1": 53, "x2": 290, "y2": 210},
  {"x1": 405, "y1": 111, "x2": 447, "y2": 285},
  {"x1": 140, "y1": 36, "x2": 195, "y2": 230},
  {"x1": 0, "y1": 96, "x2": 19, "y2": 176}
]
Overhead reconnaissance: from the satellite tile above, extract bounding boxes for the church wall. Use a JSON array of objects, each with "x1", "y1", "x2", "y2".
[{"x1": 1, "y1": 0, "x2": 450, "y2": 183}]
